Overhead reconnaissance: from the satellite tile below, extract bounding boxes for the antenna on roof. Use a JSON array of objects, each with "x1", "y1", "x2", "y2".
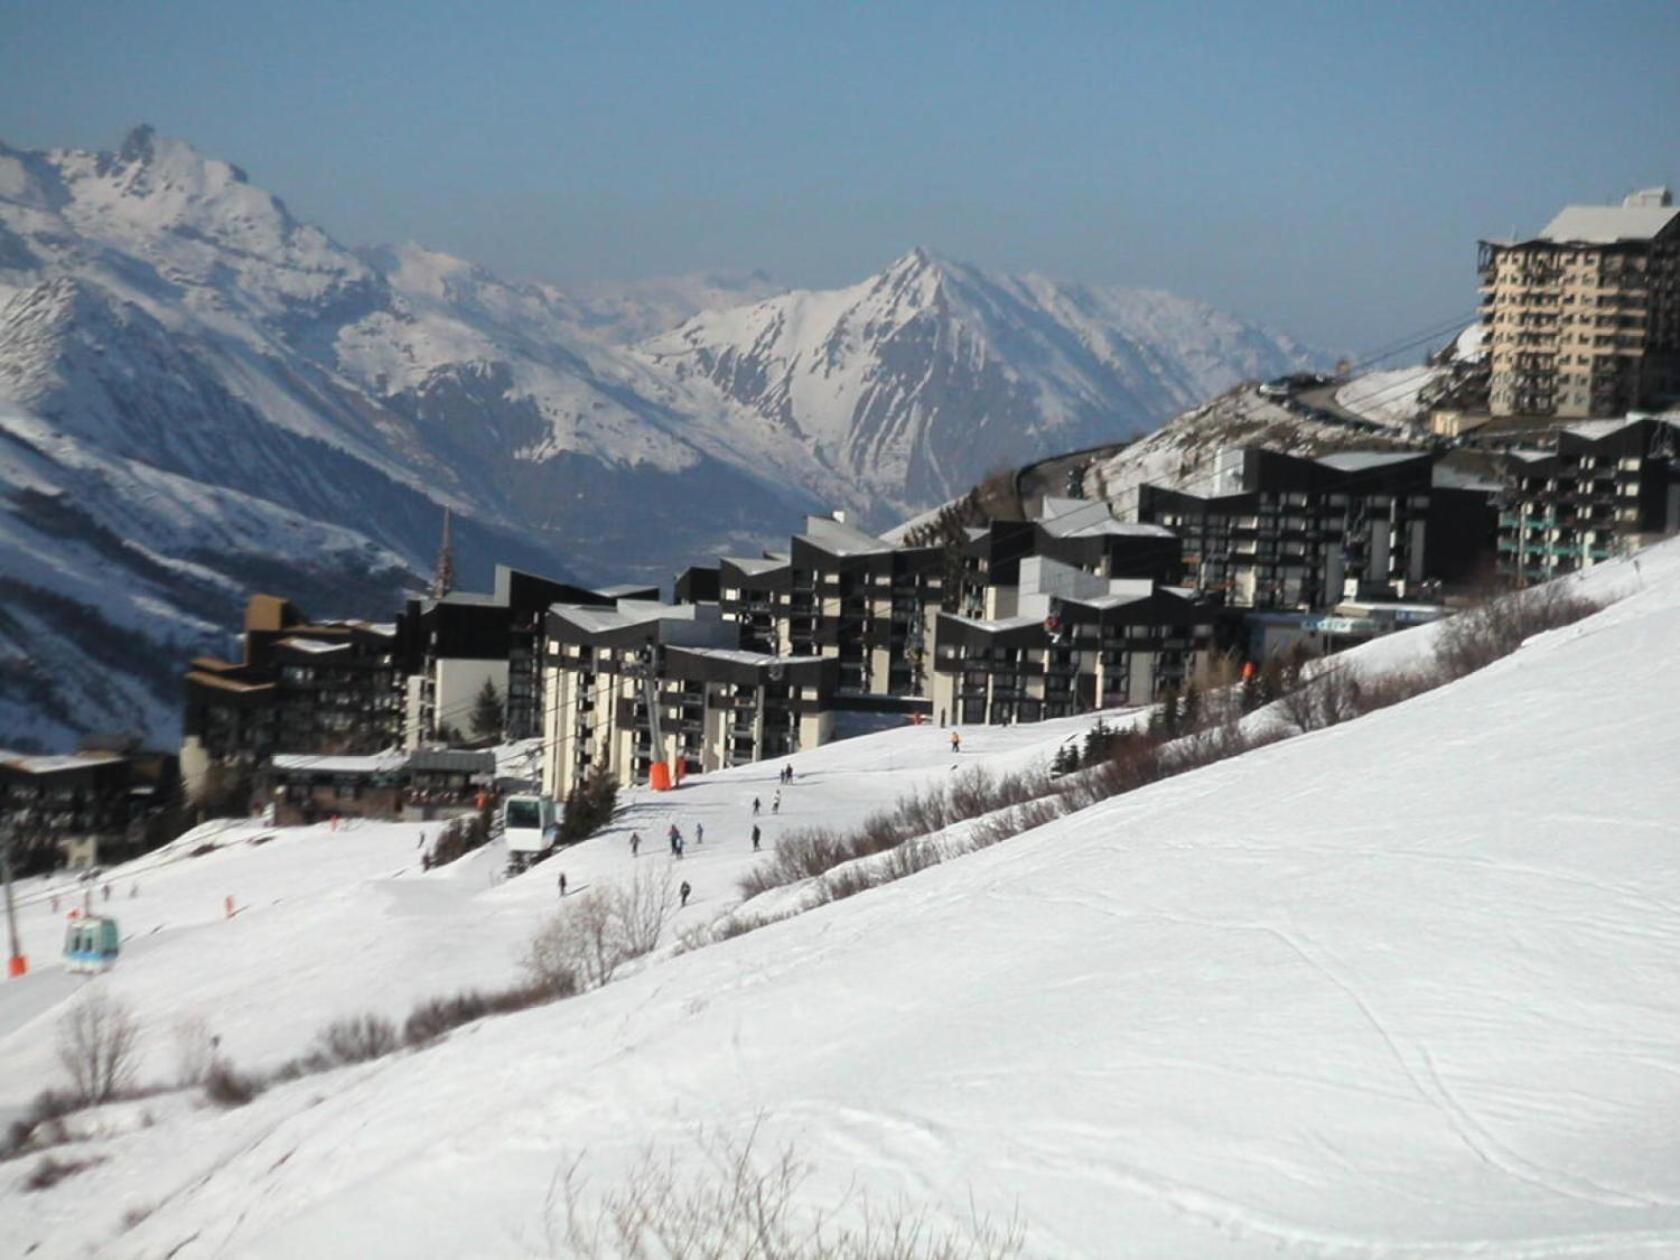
[{"x1": 432, "y1": 506, "x2": 455, "y2": 600}]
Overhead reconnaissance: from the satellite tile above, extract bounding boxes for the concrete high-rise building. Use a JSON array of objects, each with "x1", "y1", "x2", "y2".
[{"x1": 1481, "y1": 188, "x2": 1680, "y2": 419}]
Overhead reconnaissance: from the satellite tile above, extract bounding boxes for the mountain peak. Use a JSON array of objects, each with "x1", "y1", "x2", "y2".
[
  {"x1": 888, "y1": 245, "x2": 945, "y2": 275},
  {"x1": 118, "y1": 124, "x2": 158, "y2": 165}
]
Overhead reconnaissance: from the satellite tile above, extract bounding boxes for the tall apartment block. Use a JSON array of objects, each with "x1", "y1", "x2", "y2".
[
  {"x1": 1481, "y1": 188, "x2": 1680, "y2": 419},
  {"x1": 1497, "y1": 417, "x2": 1680, "y2": 584}
]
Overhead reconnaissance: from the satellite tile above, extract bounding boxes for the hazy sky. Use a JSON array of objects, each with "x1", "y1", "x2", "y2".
[{"x1": 3, "y1": 1, "x2": 1677, "y2": 354}]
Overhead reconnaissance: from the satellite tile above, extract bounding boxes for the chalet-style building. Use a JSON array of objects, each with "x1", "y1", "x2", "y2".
[
  {"x1": 1134, "y1": 449, "x2": 1497, "y2": 610},
  {"x1": 1497, "y1": 417, "x2": 1680, "y2": 584}
]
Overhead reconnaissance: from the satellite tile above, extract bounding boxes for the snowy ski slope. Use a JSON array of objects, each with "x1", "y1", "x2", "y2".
[{"x1": 4, "y1": 541, "x2": 1680, "y2": 1257}]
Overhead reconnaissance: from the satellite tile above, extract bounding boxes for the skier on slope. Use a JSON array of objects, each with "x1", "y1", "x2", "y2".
[
  {"x1": 752, "y1": 823, "x2": 761, "y2": 851},
  {"x1": 630, "y1": 832, "x2": 641, "y2": 857},
  {"x1": 679, "y1": 880, "x2": 692, "y2": 908}
]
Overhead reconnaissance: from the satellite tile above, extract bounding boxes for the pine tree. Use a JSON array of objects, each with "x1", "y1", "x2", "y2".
[
  {"x1": 1181, "y1": 681, "x2": 1201, "y2": 733},
  {"x1": 469, "y1": 679, "x2": 504, "y2": 741},
  {"x1": 1081, "y1": 719, "x2": 1111, "y2": 768},
  {"x1": 1160, "y1": 685, "x2": 1181, "y2": 736}
]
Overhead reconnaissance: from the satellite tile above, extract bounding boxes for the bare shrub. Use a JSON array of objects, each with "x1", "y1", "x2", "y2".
[
  {"x1": 1276, "y1": 661, "x2": 1364, "y2": 733},
  {"x1": 969, "y1": 797, "x2": 1062, "y2": 850},
  {"x1": 615, "y1": 865, "x2": 678, "y2": 961},
  {"x1": 404, "y1": 991, "x2": 489, "y2": 1046},
  {"x1": 313, "y1": 1014, "x2": 399, "y2": 1067},
  {"x1": 121, "y1": 1204, "x2": 153, "y2": 1232},
  {"x1": 24, "y1": 1153, "x2": 105, "y2": 1192},
  {"x1": 550, "y1": 1126, "x2": 1025, "y2": 1260},
  {"x1": 816, "y1": 864, "x2": 879, "y2": 905},
  {"x1": 56, "y1": 993, "x2": 141, "y2": 1105},
  {"x1": 525, "y1": 869, "x2": 678, "y2": 994},
  {"x1": 884, "y1": 839, "x2": 944, "y2": 881},
  {"x1": 1435, "y1": 583, "x2": 1603, "y2": 680},
  {"x1": 171, "y1": 1014, "x2": 215, "y2": 1088},
  {"x1": 1348, "y1": 665, "x2": 1440, "y2": 716},
  {"x1": 526, "y1": 890, "x2": 619, "y2": 992},
  {"x1": 203, "y1": 1059, "x2": 262, "y2": 1108}
]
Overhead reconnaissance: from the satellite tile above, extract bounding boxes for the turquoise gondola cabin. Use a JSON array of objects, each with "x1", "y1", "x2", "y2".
[{"x1": 63, "y1": 917, "x2": 120, "y2": 973}]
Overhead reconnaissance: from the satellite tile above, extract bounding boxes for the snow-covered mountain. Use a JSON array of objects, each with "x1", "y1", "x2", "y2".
[
  {"x1": 0, "y1": 127, "x2": 1318, "y2": 747},
  {"x1": 640, "y1": 247, "x2": 1319, "y2": 513}
]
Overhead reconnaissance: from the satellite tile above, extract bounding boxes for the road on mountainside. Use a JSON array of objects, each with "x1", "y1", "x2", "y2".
[
  {"x1": 1015, "y1": 438, "x2": 1132, "y2": 513},
  {"x1": 1293, "y1": 380, "x2": 1413, "y2": 435}
]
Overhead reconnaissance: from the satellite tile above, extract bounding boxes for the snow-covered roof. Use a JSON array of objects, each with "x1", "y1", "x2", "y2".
[
  {"x1": 1431, "y1": 464, "x2": 1502, "y2": 492},
  {"x1": 276, "y1": 637, "x2": 350, "y2": 654},
  {"x1": 672, "y1": 647, "x2": 826, "y2": 668},
  {"x1": 1314, "y1": 451, "x2": 1424, "y2": 472},
  {"x1": 720, "y1": 555, "x2": 788, "y2": 576},
  {"x1": 941, "y1": 611, "x2": 1045, "y2": 632},
  {"x1": 797, "y1": 515, "x2": 890, "y2": 556},
  {"x1": 0, "y1": 749, "x2": 127, "y2": 775},
  {"x1": 270, "y1": 751, "x2": 407, "y2": 776},
  {"x1": 1539, "y1": 201, "x2": 1678, "y2": 245},
  {"x1": 1038, "y1": 495, "x2": 1176, "y2": 539}
]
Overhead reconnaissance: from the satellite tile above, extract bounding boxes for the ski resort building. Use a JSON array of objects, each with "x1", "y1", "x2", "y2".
[
  {"x1": 394, "y1": 566, "x2": 652, "y2": 748},
  {"x1": 180, "y1": 596, "x2": 406, "y2": 803},
  {"x1": 538, "y1": 598, "x2": 837, "y2": 802},
  {"x1": 716, "y1": 515, "x2": 944, "y2": 705},
  {"x1": 1480, "y1": 187, "x2": 1680, "y2": 420},
  {"x1": 260, "y1": 748, "x2": 496, "y2": 826},
  {"x1": 0, "y1": 738, "x2": 177, "y2": 873},
  {"x1": 1496, "y1": 417, "x2": 1680, "y2": 584},
  {"x1": 1133, "y1": 449, "x2": 1497, "y2": 610},
  {"x1": 930, "y1": 556, "x2": 1215, "y2": 725},
  {"x1": 948, "y1": 502, "x2": 1185, "y2": 620}
]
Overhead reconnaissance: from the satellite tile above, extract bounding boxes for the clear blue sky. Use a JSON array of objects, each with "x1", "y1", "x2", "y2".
[{"x1": 3, "y1": 1, "x2": 1677, "y2": 353}]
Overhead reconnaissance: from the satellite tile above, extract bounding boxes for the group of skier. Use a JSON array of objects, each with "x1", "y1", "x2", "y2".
[{"x1": 555, "y1": 761, "x2": 805, "y2": 909}]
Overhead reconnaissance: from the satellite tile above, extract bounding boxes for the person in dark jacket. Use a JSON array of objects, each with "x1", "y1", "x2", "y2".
[{"x1": 679, "y1": 880, "x2": 692, "y2": 908}]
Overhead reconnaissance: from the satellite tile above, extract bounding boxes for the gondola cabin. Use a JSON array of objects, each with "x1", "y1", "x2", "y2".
[{"x1": 63, "y1": 915, "x2": 120, "y2": 973}]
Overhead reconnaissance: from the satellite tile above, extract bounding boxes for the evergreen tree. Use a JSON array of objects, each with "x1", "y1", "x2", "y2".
[
  {"x1": 559, "y1": 760, "x2": 619, "y2": 845},
  {"x1": 1160, "y1": 686, "x2": 1181, "y2": 736},
  {"x1": 1081, "y1": 719, "x2": 1111, "y2": 768},
  {"x1": 469, "y1": 678, "x2": 504, "y2": 740},
  {"x1": 1180, "y1": 681, "x2": 1201, "y2": 733}
]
